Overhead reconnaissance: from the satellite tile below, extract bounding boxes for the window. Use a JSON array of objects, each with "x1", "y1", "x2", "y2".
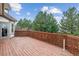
[{"x1": 4, "y1": 8, "x2": 9, "y2": 13}]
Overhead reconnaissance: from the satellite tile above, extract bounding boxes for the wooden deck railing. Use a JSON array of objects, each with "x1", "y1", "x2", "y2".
[{"x1": 15, "y1": 30, "x2": 79, "y2": 56}]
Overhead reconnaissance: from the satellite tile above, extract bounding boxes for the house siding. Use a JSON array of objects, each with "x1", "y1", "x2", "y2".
[
  {"x1": 8, "y1": 21, "x2": 15, "y2": 37},
  {"x1": 0, "y1": 3, "x2": 16, "y2": 38},
  {"x1": 0, "y1": 16, "x2": 9, "y2": 22},
  {"x1": 0, "y1": 16, "x2": 15, "y2": 38}
]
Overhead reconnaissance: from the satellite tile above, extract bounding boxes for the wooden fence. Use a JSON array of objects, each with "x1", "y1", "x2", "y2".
[{"x1": 15, "y1": 30, "x2": 79, "y2": 56}]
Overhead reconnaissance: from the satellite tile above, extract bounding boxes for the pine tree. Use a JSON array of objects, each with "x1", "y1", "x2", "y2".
[
  {"x1": 32, "y1": 11, "x2": 59, "y2": 33},
  {"x1": 16, "y1": 18, "x2": 31, "y2": 30},
  {"x1": 60, "y1": 7, "x2": 77, "y2": 34}
]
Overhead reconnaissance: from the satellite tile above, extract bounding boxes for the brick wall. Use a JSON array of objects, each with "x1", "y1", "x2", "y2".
[{"x1": 15, "y1": 30, "x2": 79, "y2": 55}]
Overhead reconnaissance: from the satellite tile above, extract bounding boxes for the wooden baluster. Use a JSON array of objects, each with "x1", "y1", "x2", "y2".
[{"x1": 63, "y1": 39, "x2": 65, "y2": 51}]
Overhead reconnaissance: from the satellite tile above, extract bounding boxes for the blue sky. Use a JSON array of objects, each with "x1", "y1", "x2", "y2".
[{"x1": 9, "y1": 3, "x2": 79, "y2": 22}]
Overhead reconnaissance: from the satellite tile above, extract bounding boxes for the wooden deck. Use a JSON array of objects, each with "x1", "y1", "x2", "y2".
[{"x1": 0, "y1": 37, "x2": 73, "y2": 56}]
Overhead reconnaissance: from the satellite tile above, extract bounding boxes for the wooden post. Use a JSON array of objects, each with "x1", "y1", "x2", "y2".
[
  {"x1": 78, "y1": 42, "x2": 79, "y2": 50},
  {"x1": 63, "y1": 39, "x2": 65, "y2": 51}
]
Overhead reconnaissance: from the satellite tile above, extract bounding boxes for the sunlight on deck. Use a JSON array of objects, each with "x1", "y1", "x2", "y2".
[{"x1": 0, "y1": 37, "x2": 73, "y2": 56}]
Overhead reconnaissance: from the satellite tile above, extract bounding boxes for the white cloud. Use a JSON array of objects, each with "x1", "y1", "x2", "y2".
[
  {"x1": 9, "y1": 3, "x2": 22, "y2": 15},
  {"x1": 26, "y1": 12, "x2": 31, "y2": 16},
  {"x1": 41, "y1": 6, "x2": 48, "y2": 12},
  {"x1": 48, "y1": 7, "x2": 62, "y2": 14},
  {"x1": 54, "y1": 16, "x2": 62, "y2": 23},
  {"x1": 41, "y1": 6, "x2": 62, "y2": 14},
  {"x1": 16, "y1": 12, "x2": 20, "y2": 15}
]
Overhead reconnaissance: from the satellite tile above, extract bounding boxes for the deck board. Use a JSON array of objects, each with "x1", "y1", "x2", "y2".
[{"x1": 0, "y1": 37, "x2": 73, "y2": 56}]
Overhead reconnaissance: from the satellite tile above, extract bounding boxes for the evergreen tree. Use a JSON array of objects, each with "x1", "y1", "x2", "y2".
[
  {"x1": 16, "y1": 18, "x2": 31, "y2": 30},
  {"x1": 60, "y1": 7, "x2": 77, "y2": 34},
  {"x1": 74, "y1": 14, "x2": 79, "y2": 35},
  {"x1": 32, "y1": 11, "x2": 59, "y2": 33}
]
